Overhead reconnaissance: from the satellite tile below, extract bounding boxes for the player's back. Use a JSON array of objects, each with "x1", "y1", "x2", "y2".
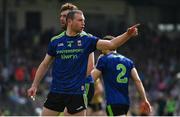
[{"x1": 97, "y1": 52, "x2": 134, "y2": 105}]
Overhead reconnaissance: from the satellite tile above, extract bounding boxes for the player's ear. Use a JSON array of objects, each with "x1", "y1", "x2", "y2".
[
  {"x1": 67, "y1": 19, "x2": 70, "y2": 24},
  {"x1": 66, "y1": 18, "x2": 72, "y2": 25}
]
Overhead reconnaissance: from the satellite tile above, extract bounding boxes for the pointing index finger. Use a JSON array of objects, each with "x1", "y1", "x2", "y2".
[{"x1": 130, "y1": 23, "x2": 140, "y2": 29}]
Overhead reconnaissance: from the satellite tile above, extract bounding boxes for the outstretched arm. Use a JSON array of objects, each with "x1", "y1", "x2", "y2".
[
  {"x1": 27, "y1": 54, "x2": 54, "y2": 97},
  {"x1": 131, "y1": 67, "x2": 152, "y2": 113},
  {"x1": 96, "y1": 24, "x2": 140, "y2": 50}
]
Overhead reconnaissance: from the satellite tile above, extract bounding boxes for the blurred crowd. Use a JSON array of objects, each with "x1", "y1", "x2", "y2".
[{"x1": 0, "y1": 23, "x2": 180, "y2": 116}]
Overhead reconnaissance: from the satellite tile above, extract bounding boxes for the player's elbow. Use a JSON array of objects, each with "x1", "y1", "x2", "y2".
[
  {"x1": 41, "y1": 60, "x2": 50, "y2": 69},
  {"x1": 97, "y1": 40, "x2": 116, "y2": 50},
  {"x1": 134, "y1": 78, "x2": 142, "y2": 86},
  {"x1": 108, "y1": 41, "x2": 116, "y2": 50},
  {"x1": 91, "y1": 70, "x2": 98, "y2": 81},
  {"x1": 91, "y1": 70, "x2": 95, "y2": 78}
]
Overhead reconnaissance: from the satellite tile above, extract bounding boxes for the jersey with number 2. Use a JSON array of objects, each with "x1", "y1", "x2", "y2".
[{"x1": 96, "y1": 52, "x2": 134, "y2": 105}]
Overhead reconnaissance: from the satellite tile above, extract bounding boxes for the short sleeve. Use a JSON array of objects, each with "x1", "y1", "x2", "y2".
[
  {"x1": 47, "y1": 42, "x2": 56, "y2": 57},
  {"x1": 96, "y1": 56, "x2": 105, "y2": 72},
  {"x1": 88, "y1": 36, "x2": 99, "y2": 53},
  {"x1": 129, "y1": 59, "x2": 135, "y2": 70}
]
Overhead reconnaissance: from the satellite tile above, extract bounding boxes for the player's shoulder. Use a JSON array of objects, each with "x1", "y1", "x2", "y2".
[
  {"x1": 111, "y1": 53, "x2": 132, "y2": 62},
  {"x1": 80, "y1": 31, "x2": 93, "y2": 37},
  {"x1": 118, "y1": 54, "x2": 134, "y2": 64},
  {"x1": 98, "y1": 54, "x2": 106, "y2": 59},
  {"x1": 50, "y1": 31, "x2": 65, "y2": 42},
  {"x1": 97, "y1": 54, "x2": 107, "y2": 63},
  {"x1": 118, "y1": 54, "x2": 126, "y2": 59}
]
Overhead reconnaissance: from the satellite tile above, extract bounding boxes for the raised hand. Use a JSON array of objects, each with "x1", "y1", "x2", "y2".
[{"x1": 127, "y1": 23, "x2": 140, "y2": 37}]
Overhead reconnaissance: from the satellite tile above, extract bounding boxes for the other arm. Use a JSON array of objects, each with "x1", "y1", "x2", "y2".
[
  {"x1": 131, "y1": 67, "x2": 152, "y2": 113},
  {"x1": 86, "y1": 52, "x2": 95, "y2": 76},
  {"x1": 27, "y1": 54, "x2": 54, "y2": 97}
]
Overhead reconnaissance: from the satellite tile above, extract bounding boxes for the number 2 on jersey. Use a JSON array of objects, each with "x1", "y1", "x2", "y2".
[{"x1": 116, "y1": 64, "x2": 128, "y2": 83}]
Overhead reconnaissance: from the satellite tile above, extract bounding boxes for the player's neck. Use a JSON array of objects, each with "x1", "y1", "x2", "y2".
[
  {"x1": 66, "y1": 28, "x2": 79, "y2": 37},
  {"x1": 103, "y1": 50, "x2": 111, "y2": 55}
]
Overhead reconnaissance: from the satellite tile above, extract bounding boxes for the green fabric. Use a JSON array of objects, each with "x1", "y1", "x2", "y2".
[
  {"x1": 51, "y1": 31, "x2": 65, "y2": 42},
  {"x1": 107, "y1": 105, "x2": 113, "y2": 116},
  {"x1": 85, "y1": 83, "x2": 90, "y2": 95},
  {"x1": 80, "y1": 31, "x2": 92, "y2": 37},
  {"x1": 83, "y1": 93, "x2": 88, "y2": 108},
  {"x1": 166, "y1": 99, "x2": 176, "y2": 113}
]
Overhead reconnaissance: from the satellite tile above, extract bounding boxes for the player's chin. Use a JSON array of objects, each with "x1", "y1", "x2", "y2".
[
  {"x1": 78, "y1": 29, "x2": 83, "y2": 33},
  {"x1": 61, "y1": 26, "x2": 65, "y2": 30},
  {"x1": 80, "y1": 28, "x2": 84, "y2": 31},
  {"x1": 61, "y1": 23, "x2": 66, "y2": 28}
]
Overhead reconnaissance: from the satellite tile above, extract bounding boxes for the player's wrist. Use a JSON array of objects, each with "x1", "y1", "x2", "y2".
[
  {"x1": 127, "y1": 30, "x2": 135, "y2": 37},
  {"x1": 31, "y1": 83, "x2": 39, "y2": 89},
  {"x1": 124, "y1": 31, "x2": 133, "y2": 39}
]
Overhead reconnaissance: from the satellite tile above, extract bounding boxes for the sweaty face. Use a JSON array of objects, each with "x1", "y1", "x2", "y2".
[
  {"x1": 71, "y1": 13, "x2": 85, "y2": 33},
  {"x1": 60, "y1": 10, "x2": 70, "y2": 30}
]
